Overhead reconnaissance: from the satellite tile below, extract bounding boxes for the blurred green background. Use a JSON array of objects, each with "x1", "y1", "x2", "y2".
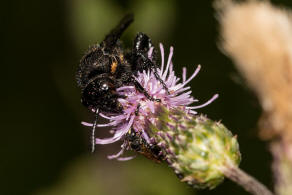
[{"x1": 2, "y1": 0, "x2": 292, "y2": 194}]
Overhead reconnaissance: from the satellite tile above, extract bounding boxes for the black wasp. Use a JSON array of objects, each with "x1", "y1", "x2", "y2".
[
  {"x1": 76, "y1": 14, "x2": 168, "y2": 152},
  {"x1": 126, "y1": 130, "x2": 164, "y2": 163}
]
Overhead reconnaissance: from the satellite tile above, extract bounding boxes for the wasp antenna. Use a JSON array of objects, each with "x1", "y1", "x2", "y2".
[
  {"x1": 102, "y1": 13, "x2": 134, "y2": 51},
  {"x1": 91, "y1": 109, "x2": 99, "y2": 153}
]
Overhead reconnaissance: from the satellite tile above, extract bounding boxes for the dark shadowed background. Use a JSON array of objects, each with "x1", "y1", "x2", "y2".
[{"x1": 2, "y1": 0, "x2": 291, "y2": 195}]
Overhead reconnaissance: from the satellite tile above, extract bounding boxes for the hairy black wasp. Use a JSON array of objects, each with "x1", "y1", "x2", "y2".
[{"x1": 76, "y1": 14, "x2": 168, "y2": 152}]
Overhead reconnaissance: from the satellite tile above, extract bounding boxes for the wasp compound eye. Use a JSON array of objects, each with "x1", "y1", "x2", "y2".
[{"x1": 101, "y1": 83, "x2": 109, "y2": 91}]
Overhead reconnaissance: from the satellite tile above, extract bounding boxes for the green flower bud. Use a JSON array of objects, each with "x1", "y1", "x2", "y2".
[{"x1": 148, "y1": 106, "x2": 241, "y2": 189}]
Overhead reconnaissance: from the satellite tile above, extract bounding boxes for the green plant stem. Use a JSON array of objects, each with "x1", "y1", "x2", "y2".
[{"x1": 221, "y1": 164, "x2": 274, "y2": 195}]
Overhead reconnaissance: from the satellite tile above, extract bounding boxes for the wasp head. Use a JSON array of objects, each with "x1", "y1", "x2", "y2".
[{"x1": 81, "y1": 77, "x2": 123, "y2": 113}]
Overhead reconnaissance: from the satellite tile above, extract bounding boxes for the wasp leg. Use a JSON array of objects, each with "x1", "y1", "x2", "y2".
[
  {"x1": 134, "y1": 32, "x2": 154, "y2": 55},
  {"x1": 135, "y1": 103, "x2": 141, "y2": 116},
  {"x1": 129, "y1": 76, "x2": 161, "y2": 102},
  {"x1": 136, "y1": 52, "x2": 169, "y2": 94},
  {"x1": 133, "y1": 33, "x2": 169, "y2": 94}
]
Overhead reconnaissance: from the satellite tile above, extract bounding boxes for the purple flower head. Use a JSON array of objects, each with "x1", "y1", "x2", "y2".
[{"x1": 82, "y1": 43, "x2": 218, "y2": 160}]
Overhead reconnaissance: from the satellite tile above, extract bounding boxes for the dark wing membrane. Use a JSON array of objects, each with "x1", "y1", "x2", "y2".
[{"x1": 102, "y1": 14, "x2": 134, "y2": 51}]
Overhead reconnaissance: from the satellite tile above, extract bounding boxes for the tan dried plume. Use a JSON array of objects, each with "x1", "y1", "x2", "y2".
[{"x1": 217, "y1": 0, "x2": 292, "y2": 142}]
